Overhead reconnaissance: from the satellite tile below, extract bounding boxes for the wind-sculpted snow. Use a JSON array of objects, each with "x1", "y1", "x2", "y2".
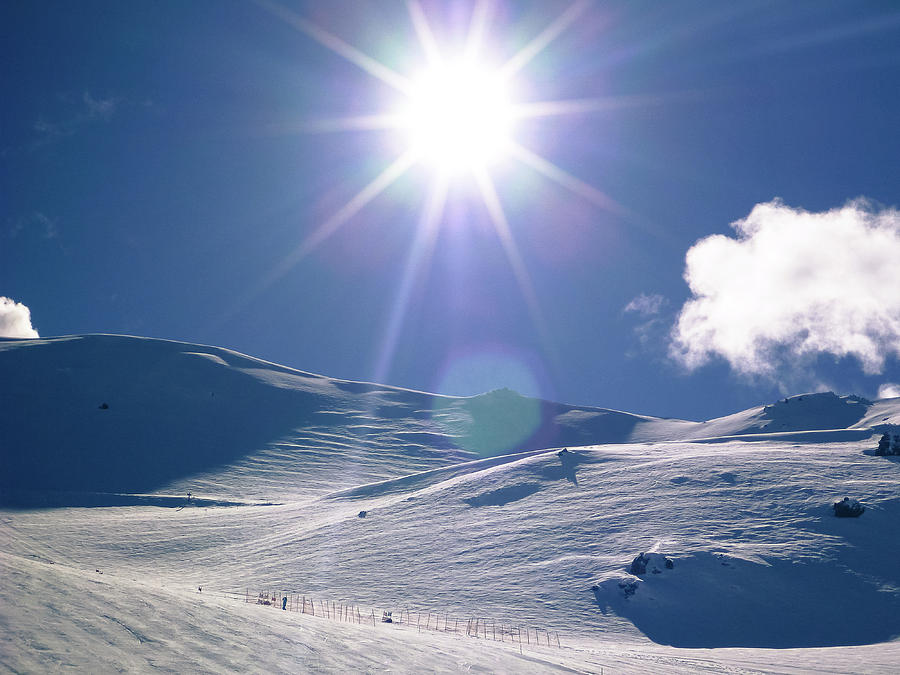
[
  {"x1": 6, "y1": 336, "x2": 900, "y2": 506},
  {"x1": 5, "y1": 437, "x2": 900, "y2": 652},
  {"x1": 0, "y1": 335, "x2": 683, "y2": 502},
  {"x1": 4, "y1": 335, "x2": 900, "y2": 671}
]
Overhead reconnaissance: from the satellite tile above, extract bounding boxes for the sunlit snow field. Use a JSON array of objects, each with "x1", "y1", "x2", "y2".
[{"x1": 2, "y1": 336, "x2": 900, "y2": 673}]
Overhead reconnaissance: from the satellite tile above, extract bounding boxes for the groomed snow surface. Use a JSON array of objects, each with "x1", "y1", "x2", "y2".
[{"x1": 2, "y1": 336, "x2": 900, "y2": 673}]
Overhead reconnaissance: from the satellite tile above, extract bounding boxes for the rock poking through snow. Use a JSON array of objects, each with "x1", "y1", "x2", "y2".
[
  {"x1": 833, "y1": 497, "x2": 865, "y2": 518},
  {"x1": 874, "y1": 432, "x2": 900, "y2": 456},
  {"x1": 629, "y1": 552, "x2": 675, "y2": 575}
]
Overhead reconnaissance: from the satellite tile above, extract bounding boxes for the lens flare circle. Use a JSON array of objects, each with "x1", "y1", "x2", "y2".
[
  {"x1": 429, "y1": 348, "x2": 545, "y2": 457},
  {"x1": 400, "y1": 61, "x2": 514, "y2": 173}
]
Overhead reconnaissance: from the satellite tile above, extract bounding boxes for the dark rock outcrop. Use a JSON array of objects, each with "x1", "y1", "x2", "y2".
[
  {"x1": 833, "y1": 497, "x2": 865, "y2": 518},
  {"x1": 630, "y1": 552, "x2": 675, "y2": 575}
]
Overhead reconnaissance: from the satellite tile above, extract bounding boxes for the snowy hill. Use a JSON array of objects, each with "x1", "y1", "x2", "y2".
[
  {"x1": 0, "y1": 334, "x2": 690, "y2": 500},
  {"x1": 3, "y1": 335, "x2": 900, "y2": 672}
]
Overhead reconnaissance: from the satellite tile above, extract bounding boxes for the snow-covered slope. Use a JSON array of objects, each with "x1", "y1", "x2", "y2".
[
  {"x1": 0, "y1": 334, "x2": 689, "y2": 500},
  {"x1": 4, "y1": 335, "x2": 897, "y2": 502},
  {"x1": 3, "y1": 335, "x2": 900, "y2": 672}
]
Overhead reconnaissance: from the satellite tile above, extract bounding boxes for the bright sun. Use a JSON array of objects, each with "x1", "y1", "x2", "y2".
[
  {"x1": 255, "y1": 0, "x2": 616, "y2": 382},
  {"x1": 257, "y1": 0, "x2": 615, "y2": 321},
  {"x1": 399, "y1": 61, "x2": 514, "y2": 173}
]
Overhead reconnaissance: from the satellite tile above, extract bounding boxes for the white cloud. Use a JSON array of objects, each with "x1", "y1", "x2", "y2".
[
  {"x1": 0, "y1": 297, "x2": 40, "y2": 338},
  {"x1": 82, "y1": 91, "x2": 120, "y2": 120},
  {"x1": 624, "y1": 293, "x2": 667, "y2": 317},
  {"x1": 32, "y1": 91, "x2": 122, "y2": 146},
  {"x1": 8, "y1": 211, "x2": 58, "y2": 240},
  {"x1": 671, "y1": 199, "x2": 900, "y2": 377},
  {"x1": 623, "y1": 293, "x2": 670, "y2": 356},
  {"x1": 877, "y1": 383, "x2": 900, "y2": 399}
]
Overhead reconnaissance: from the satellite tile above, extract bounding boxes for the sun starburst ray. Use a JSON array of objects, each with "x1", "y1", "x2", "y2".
[
  {"x1": 501, "y1": 0, "x2": 590, "y2": 78},
  {"x1": 373, "y1": 175, "x2": 449, "y2": 385},
  {"x1": 511, "y1": 94, "x2": 671, "y2": 120},
  {"x1": 473, "y1": 167, "x2": 551, "y2": 346},
  {"x1": 464, "y1": 0, "x2": 493, "y2": 61},
  {"x1": 254, "y1": 0, "x2": 412, "y2": 95},
  {"x1": 222, "y1": 149, "x2": 419, "y2": 325},
  {"x1": 407, "y1": 0, "x2": 443, "y2": 66},
  {"x1": 279, "y1": 113, "x2": 406, "y2": 135},
  {"x1": 297, "y1": 149, "x2": 420, "y2": 258},
  {"x1": 508, "y1": 141, "x2": 624, "y2": 214}
]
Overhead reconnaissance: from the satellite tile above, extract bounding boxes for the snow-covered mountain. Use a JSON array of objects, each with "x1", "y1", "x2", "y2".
[
  {"x1": 2, "y1": 335, "x2": 900, "y2": 672},
  {"x1": 2, "y1": 334, "x2": 893, "y2": 499}
]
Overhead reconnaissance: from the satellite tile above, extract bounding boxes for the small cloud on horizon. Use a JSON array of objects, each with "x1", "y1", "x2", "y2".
[
  {"x1": 671, "y1": 198, "x2": 900, "y2": 381},
  {"x1": 0, "y1": 297, "x2": 40, "y2": 338}
]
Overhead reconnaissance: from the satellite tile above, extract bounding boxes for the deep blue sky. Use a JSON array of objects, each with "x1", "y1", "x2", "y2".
[{"x1": 4, "y1": 0, "x2": 900, "y2": 420}]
